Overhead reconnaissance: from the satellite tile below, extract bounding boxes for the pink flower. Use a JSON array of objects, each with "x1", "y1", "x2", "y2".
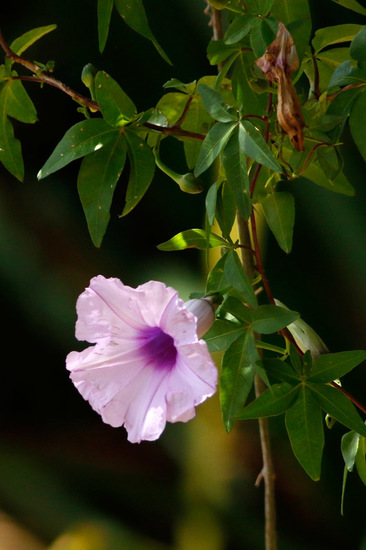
[{"x1": 66, "y1": 276, "x2": 217, "y2": 443}]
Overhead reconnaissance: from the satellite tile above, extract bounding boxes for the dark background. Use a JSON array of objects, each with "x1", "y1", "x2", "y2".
[{"x1": 0, "y1": 1, "x2": 366, "y2": 549}]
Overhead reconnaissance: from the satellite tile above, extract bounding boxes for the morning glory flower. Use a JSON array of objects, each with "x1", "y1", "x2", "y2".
[{"x1": 66, "y1": 275, "x2": 218, "y2": 443}]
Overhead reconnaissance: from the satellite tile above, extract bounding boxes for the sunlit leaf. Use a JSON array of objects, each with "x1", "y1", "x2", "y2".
[
  {"x1": 78, "y1": 134, "x2": 127, "y2": 247},
  {"x1": 38, "y1": 119, "x2": 119, "y2": 179},
  {"x1": 285, "y1": 387, "x2": 324, "y2": 480},
  {"x1": 121, "y1": 129, "x2": 155, "y2": 216},
  {"x1": 260, "y1": 191, "x2": 295, "y2": 253},
  {"x1": 220, "y1": 329, "x2": 258, "y2": 431},
  {"x1": 9, "y1": 24, "x2": 57, "y2": 56},
  {"x1": 114, "y1": 0, "x2": 171, "y2": 64},
  {"x1": 157, "y1": 229, "x2": 228, "y2": 251},
  {"x1": 331, "y1": 0, "x2": 366, "y2": 16},
  {"x1": 312, "y1": 24, "x2": 363, "y2": 54},
  {"x1": 98, "y1": 0, "x2": 114, "y2": 52}
]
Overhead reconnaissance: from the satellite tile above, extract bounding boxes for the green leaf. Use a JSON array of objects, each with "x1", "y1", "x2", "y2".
[
  {"x1": 215, "y1": 182, "x2": 237, "y2": 239},
  {"x1": 309, "y1": 383, "x2": 366, "y2": 437},
  {"x1": 220, "y1": 295, "x2": 252, "y2": 324},
  {"x1": 355, "y1": 436, "x2": 366, "y2": 484},
  {"x1": 9, "y1": 25, "x2": 57, "y2": 56},
  {"x1": 262, "y1": 358, "x2": 301, "y2": 384},
  {"x1": 121, "y1": 130, "x2": 155, "y2": 216},
  {"x1": 95, "y1": 71, "x2": 137, "y2": 126},
  {"x1": 205, "y1": 182, "x2": 218, "y2": 226},
  {"x1": 250, "y1": 17, "x2": 277, "y2": 59},
  {"x1": 0, "y1": 89, "x2": 24, "y2": 181},
  {"x1": 350, "y1": 26, "x2": 366, "y2": 61},
  {"x1": 220, "y1": 330, "x2": 258, "y2": 431},
  {"x1": 308, "y1": 351, "x2": 366, "y2": 384},
  {"x1": 285, "y1": 387, "x2": 324, "y2": 480},
  {"x1": 197, "y1": 84, "x2": 237, "y2": 123},
  {"x1": 231, "y1": 50, "x2": 268, "y2": 114},
  {"x1": 235, "y1": 382, "x2": 300, "y2": 419},
  {"x1": 328, "y1": 60, "x2": 366, "y2": 89},
  {"x1": 341, "y1": 430, "x2": 360, "y2": 471},
  {"x1": 260, "y1": 191, "x2": 295, "y2": 253},
  {"x1": 0, "y1": 79, "x2": 37, "y2": 124},
  {"x1": 251, "y1": 304, "x2": 299, "y2": 334},
  {"x1": 224, "y1": 14, "x2": 259, "y2": 44},
  {"x1": 206, "y1": 253, "x2": 230, "y2": 293},
  {"x1": 77, "y1": 135, "x2": 127, "y2": 247},
  {"x1": 312, "y1": 24, "x2": 363, "y2": 54},
  {"x1": 37, "y1": 119, "x2": 119, "y2": 179},
  {"x1": 349, "y1": 91, "x2": 366, "y2": 162},
  {"x1": 194, "y1": 121, "x2": 237, "y2": 176},
  {"x1": 98, "y1": 0, "x2": 114, "y2": 52},
  {"x1": 239, "y1": 121, "x2": 282, "y2": 172},
  {"x1": 331, "y1": 0, "x2": 366, "y2": 15},
  {"x1": 299, "y1": 158, "x2": 355, "y2": 196},
  {"x1": 157, "y1": 229, "x2": 228, "y2": 251},
  {"x1": 222, "y1": 127, "x2": 252, "y2": 221},
  {"x1": 204, "y1": 319, "x2": 243, "y2": 352},
  {"x1": 224, "y1": 250, "x2": 257, "y2": 307},
  {"x1": 114, "y1": 0, "x2": 171, "y2": 64},
  {"x1": 182, "y1": 94, "x2": 214, "y2": 169}
]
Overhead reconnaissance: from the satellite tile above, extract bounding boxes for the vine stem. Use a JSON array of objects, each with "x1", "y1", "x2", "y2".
[{"x1": 204, "y1": 3, "x2": 279, "y2": 547}]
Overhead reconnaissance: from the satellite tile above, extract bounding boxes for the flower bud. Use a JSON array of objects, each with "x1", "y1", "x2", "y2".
[{"x1": 185, "y1": 297, "x2": 216, "y2": 338}]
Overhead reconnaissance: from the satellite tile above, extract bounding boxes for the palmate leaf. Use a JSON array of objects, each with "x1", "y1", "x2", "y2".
[
  {"x1": 235, "y1": 382, "x2": 300, "y2": 420},
  {"x1": 194, "y1": 121, "x2": 237, "y2": 176},
  {"x1": 222, "y1": 127, "x2": 252, "y2": 221},
  {"x1": 206, "y1": 253, "x2": 230, "y2": 293},
  {"x1": 121, "y1": 129, "x2": 155, "y2": 216},
  {"x1": 307, "y1": 350, "x2": 366, "y2": 384},
  {"x1": 1, "y1": 79, "x2": 37, "y2": 124},
  {"x1": 250, "y1": 304, "x2": 299, "y2": 334},
  {"x1": 197, "y1": 84, "x2": 237, "y2": 123},
  {"x1": 312, "y1": 24, "x2": 363, "y2": 54},
  {"x1": 239, "y1": 121, "x2": 282, "y2": 172},
  {"x1": 224, "y1": 250, "x2": 257, "y2": 307},
  {"x1": 204, "y1": 319, "x2": 243, "y2": 353},
  {"x1": 285, "y1": 387, "x2": 325, "y2": 480},
  {"x1": 95, "y1": 71, "x2": 137, "y2": 125},
  {"x1": 220, "y1": 329, "x2": 258, "y2": 432},
  {"x1": 308, "y1": 383, "x2": 366, "y2": 437},
  {"x1": 157, "y1": 229, "x2": 228, "y2": 252},
  {"x1": 37, "y1": 119, "x2": 119, "y2": 179},
  {"x1": 77, "y1": 134, "x2": 127, "y2": 247},
  {"x1": 260, "y1": 191, "x2": 295, "y2": 253},
  {"x1": 114, "y1": 0, "x2": 171, "y2": 64},
  {"x1": 224, "y1": 13, "x2": 259, "y2": 44}
]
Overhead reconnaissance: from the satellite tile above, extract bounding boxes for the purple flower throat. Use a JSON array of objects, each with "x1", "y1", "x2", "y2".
[{"x1": 139, "y1": 326, "x2": 177, "y2": 370}]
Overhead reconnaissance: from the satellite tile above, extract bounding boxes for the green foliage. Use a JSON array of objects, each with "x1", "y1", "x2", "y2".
[{"x1": 2, "y1": 1, "x2": 366, "y2": 490}]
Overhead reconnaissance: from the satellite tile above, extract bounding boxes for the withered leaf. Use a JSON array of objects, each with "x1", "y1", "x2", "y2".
[{"x1": 255, "y1": 22, "x2": 305, "y2": 152}]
